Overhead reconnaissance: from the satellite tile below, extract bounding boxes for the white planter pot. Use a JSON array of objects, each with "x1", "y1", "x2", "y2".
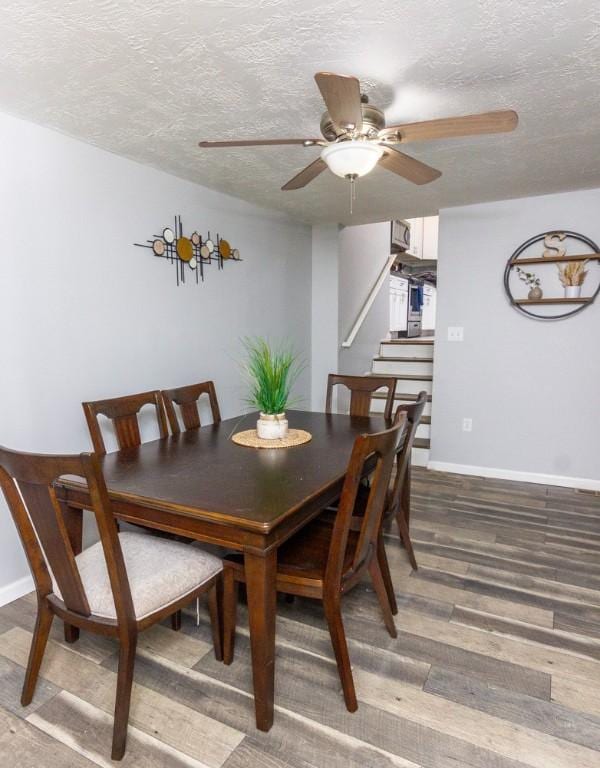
[
  {"x1": 564, "y1": 285, "x2": 582, "y2": 298},
  {"x1": 256, "y1": 412, "x2": 288, "y2": 440}
]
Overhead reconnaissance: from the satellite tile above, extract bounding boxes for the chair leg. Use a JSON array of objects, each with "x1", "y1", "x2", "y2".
[
  {"x1": 111, "y1": 635, "x2": 137, "y2": 761},
  {"x1": 401, "y1": 464, "x2": 412, "y2": 530},
  {"x1": 222, "y1": 568, "x2": 238, "y2": 665},
  {"x1": 21, "y1": 600, "x2": 54, "y2": 706},
  {"x1": 170, "y1": 610, "x2": 182, "y2": 631},
  {"x1": 396, "y1": 510, "x2": 418, "y2": 571},
  {"x1": 207, "y1": 581, "x2": 223, "y2": 662},
  {"x1": 368, "y1": 557, "x2": 397, "y2": 639},
  {"x1": 377, "y1": 532, "x2": 398, "y2": 615},
  {"x1": 323, "y1": 596, "x2": 357, "y2": 712},
  {"x1": 63, "y1": 623, "x2": 79, "y2": 644}
]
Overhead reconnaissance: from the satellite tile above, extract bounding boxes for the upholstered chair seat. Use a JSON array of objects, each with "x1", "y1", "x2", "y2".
[{"x1": 54, "y1": 532, "x2": 222, "y2": 620}]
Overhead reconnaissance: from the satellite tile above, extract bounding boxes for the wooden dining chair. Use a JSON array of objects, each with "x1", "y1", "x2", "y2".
[
  {"x1": 323, "y1": 391, "x2": 428, "y2": 616},
  {"x1": 82, "y1": 390, "x2": 168, "y2": 455},
  {"x1": 0, "y1": 445, "x2": 223, "y2": 761},
  {"x1": 161, "y1": 380, "x2": 221, "y2": 435},
  {"x1": 222, "y1": 416, "x2": 406, "y2": 713},
  {"x1": 325, "y1": 373, "x2": 397, "y2": 421},
  {"x1": 83, "y1": 389, "x2": 187, "y2": 631},
  {"x1": 374, "y1": 392, "x2": 428, "y2": 615},
  {"x1": 390, "y1": 390, "x2": 428, "y2": 543}
]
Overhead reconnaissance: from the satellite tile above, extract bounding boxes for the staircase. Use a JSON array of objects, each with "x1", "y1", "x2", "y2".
[{"x1": 369, "y1": 338, "x2": 434, "y2": 466}]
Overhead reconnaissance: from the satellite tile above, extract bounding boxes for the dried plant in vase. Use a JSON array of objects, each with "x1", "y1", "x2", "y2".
[
  {"x1": 516, "y1": 266, "x2": 543, "y2": 300},
  {"x1": 242, "y1": 337, "x2": 304, "y2": 440},
  {"x1": 557, "y1": 260, "x2": 589, "y2": 299}
]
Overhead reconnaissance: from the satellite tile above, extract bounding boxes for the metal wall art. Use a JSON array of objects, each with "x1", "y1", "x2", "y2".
[
  {"x1": 504, "y1": 230, "x2": 600, "y2": 320},
  {"x1": 135, "y1": 215, "x2": 241, "y2": 287}
]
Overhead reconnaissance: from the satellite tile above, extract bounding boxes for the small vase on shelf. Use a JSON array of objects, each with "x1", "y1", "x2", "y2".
[
  {"x1": 564, "y1": 285, "x2": 582, "y2": 299},
  {"x1": 528, "y1": 287, "x2": 543, "y2": 300}
]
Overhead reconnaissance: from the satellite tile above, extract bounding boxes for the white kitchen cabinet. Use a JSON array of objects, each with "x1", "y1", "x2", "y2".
[
  {"x1": 405, "y1": 216, "x2": 438, "y2": 261},
  {"x1": 405, "y1": 217, "x2": 424, "y2": 259},
  {"x1": 421, "y1": 282, "x2": 437, "y2": 331},
  {"x1": 389, "y1": 276, "x2": 408, "y2": 332},
  {"x1": 422, "y1": 216, "x2": 439, "y2": 261}
]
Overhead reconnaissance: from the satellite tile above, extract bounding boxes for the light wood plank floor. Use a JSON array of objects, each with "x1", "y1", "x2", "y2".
[{"x1": 1, "y1": 468, "x2": 600, "y2": 767}]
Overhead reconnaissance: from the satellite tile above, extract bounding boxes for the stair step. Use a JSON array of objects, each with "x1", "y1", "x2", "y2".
[
  {"x1": 421, "y1": 415, "x2": 431, "y2": 424},
  {"x1": 372, "y1": 392, "x2": 432, "y2": 402},
  {"x1": 369, "y1": 372, "x2": 433, "y2": 381},
  {"x1": 374, "y1": 356, "x2": 434, "y2": 363},
  {"x1": 413, "y1": 437, "x2": 430, "y2": 450},
  {"x1": 381, "y1": 338, "x2": 434, "y2": 345}
]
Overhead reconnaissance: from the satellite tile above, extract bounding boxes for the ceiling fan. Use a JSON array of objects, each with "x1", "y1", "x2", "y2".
[{"x1": 199, "y1": 72, "x2": 518, "y2": 193}]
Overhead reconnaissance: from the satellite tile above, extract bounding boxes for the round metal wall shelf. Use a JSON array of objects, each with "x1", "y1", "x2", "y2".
[{"x1": 504, "y1": 230, "x2": 600, "y2": 320}]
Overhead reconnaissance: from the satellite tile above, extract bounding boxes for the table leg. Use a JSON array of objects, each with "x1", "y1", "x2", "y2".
[
  {"x1": 244, "y1": 549, "x2": 277, "y2": 731},
  {"x1": 62, "y1": 503, "x2": 83, "y2": 643}
]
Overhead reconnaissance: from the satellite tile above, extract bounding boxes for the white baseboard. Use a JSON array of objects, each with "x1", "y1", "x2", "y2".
[
  {"x1": 426, "y1": 461, "x2": 600, "y2": 492},
  {"x1": 0, "y1": 573, "x2": 34, "y2": 607}
]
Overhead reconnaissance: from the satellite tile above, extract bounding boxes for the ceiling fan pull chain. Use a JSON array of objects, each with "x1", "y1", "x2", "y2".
[{"x1": 349, "y1": 173, "x2": 358, "y2": 215}]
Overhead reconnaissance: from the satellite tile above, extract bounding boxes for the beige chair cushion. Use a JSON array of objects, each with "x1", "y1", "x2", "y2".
[{"x1": 54, "y1": 532, "x2": 222, "y2": 620}]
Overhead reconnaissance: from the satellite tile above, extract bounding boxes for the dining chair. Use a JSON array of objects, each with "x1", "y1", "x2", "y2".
[
  {"x1": 222, "y1": 415, "x2": 407, "y2": 713},
  {"x1": 0, "y1": 445, "x2": 223, "y2": 761},
  {"x1": 82, "y1": 390, "x2": 168, "y2": 455},
  {"x1": 358, "y1": 391, "x2": 428, "y2": 614},
  {"x1": 325, "y1": 373, "x2": 397, "y2": 421},
  {"x1": 320, "y1": 391, "x2": 428, "y2": 616},
  {"x1": 161, "y1": 380, "x2": 221, "y2": 435},
  {"x1": 82, "y1": 389, "x2": 185, "y2": 632},
  {"x1": 390, "y1": 390, "x2": 428, "y2": 544}
]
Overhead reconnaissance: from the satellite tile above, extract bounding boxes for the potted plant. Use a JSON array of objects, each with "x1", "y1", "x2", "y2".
[
  {"x1": 516, "y1": 267, "x2": 543, "y2": 299},
  {"x1": 557, "y1": 260, "x2": 589, "y2": 298},
  {"x1": 242, "y1": 337, "x2": 303, "y2": 440}
]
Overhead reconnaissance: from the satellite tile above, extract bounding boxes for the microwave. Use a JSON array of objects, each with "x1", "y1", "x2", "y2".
[{"x1": 391, "y1": 220, "x2": 410, "y2": 252}]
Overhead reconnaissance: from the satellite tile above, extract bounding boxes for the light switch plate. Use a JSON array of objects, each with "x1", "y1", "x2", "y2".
[
  {"x1": 448, "y1": 326, "x2": 464, "y2": 342},
  {"x1": 462, "y1": 417, "x2": 473, "y2": 432}
]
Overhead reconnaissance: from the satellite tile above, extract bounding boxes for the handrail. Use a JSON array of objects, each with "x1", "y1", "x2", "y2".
[{"x1": 341, "y1": 254, "x2": 396, "y2": 348}]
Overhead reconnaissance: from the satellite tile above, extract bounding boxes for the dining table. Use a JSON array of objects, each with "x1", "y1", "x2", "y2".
[{"x1": 55, "y1": 408, "x2": 387, "y2": 731}]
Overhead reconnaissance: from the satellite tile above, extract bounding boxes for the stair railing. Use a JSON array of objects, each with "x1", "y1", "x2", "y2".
[{"x1": 341, "y1": 254, "x2": 396, "y2": 348}]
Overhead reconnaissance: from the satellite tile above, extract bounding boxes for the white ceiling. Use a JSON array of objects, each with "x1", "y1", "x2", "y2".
[{"x1": 2, "y1": 1, "x2": 600, "y2": 225}]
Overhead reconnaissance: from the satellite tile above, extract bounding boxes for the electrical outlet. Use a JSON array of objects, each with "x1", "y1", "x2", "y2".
[
  {"x1": 462, "y1": 418, "x2": 473, "y2": 432},
  {"x1": 448, "y1": 326, "x2": 464, "y2": 342}
]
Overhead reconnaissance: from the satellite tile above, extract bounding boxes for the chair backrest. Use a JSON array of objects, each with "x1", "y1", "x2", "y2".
[
  {"x1": 82, "y1": 390, "x2": 168, "y2": 455},
  {"x1": 325, "y1": 414, "x2": 407, "y2": 591},
  {"x1": 387, "y1": 390, "x2": 428, "y2": 518},
  {"x1": 161, "y1": 381, "x2": 221, "y2": 435},
  {"x1": 0, "y1": 446, "x2": 134, "y2": 625},
  {"x1": 325, "y1": 374, "x2": 397, "y2": 422}
]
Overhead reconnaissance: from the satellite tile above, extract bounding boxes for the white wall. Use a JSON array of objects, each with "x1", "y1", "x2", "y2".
[
  {"x1": 0, "y1": 110, "x2": 312, "y2": 601},
  {"x1": 310, "y1": 225, "x2": 339, "y2": 411},
  {"x1": 431, "y1": 188, "x2": 600, "y2": 487},
  {"x1": 338, "y1": 222, "x2": 391, "y2": 379}
]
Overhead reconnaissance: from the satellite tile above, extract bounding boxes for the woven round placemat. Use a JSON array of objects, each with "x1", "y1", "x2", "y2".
[{"x1": 231, "y1": 429, "x2": 312, "y2": 449}]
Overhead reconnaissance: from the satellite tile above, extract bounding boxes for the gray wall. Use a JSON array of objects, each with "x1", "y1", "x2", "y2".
[
  {"x1": 338, "y1": 222, "x2": 391, "y2": 379},
  {"x1": 310, "y1": 225, "x2": 340, "y2": 411},
  {"x1": 0, "y1": 109, "x2": 312, "y2": 601},
  {"x1": 431, "y1": 187, "x2": 600, "y2": 485}
]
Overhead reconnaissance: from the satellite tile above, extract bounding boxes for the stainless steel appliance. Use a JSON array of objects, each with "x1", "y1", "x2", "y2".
[
  {"x1": 391, "y1": 220, "x2": 410, "y2": 252},
  {"x1": 405, "y1": 282, "x2": 422, "y2": 337}
]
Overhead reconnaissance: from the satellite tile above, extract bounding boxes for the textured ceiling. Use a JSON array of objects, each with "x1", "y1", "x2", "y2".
[{"x1": 2, "y1": 0, "x2": 600, "y2": 224}]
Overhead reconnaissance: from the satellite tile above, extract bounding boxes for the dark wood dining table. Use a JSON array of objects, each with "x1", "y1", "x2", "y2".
[{"x1": 55, "y1": 409, "x2": 387, "y2": 731}]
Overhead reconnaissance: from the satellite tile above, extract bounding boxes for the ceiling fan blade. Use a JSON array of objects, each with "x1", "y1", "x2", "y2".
[
  {"x1": 379, "y1": 147, "x2": 441, "y2": 185},
  {"x1": 281, "y1": 158, "x2": 327, "y2": 190},
  {"x1": 380, "y1": 110, "x2": 518, "y2": 143},
  {"x1": 199, "y1": 138, "x2": 320, "y2": 148},
  {"x1": 314, "y1": 72, "x2": 363, "y2": 131}
]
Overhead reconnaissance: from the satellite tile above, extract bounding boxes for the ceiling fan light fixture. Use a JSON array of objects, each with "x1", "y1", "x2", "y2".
[{"x1": 320, "y1": 140, "x2": 383, "y2": 179}]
